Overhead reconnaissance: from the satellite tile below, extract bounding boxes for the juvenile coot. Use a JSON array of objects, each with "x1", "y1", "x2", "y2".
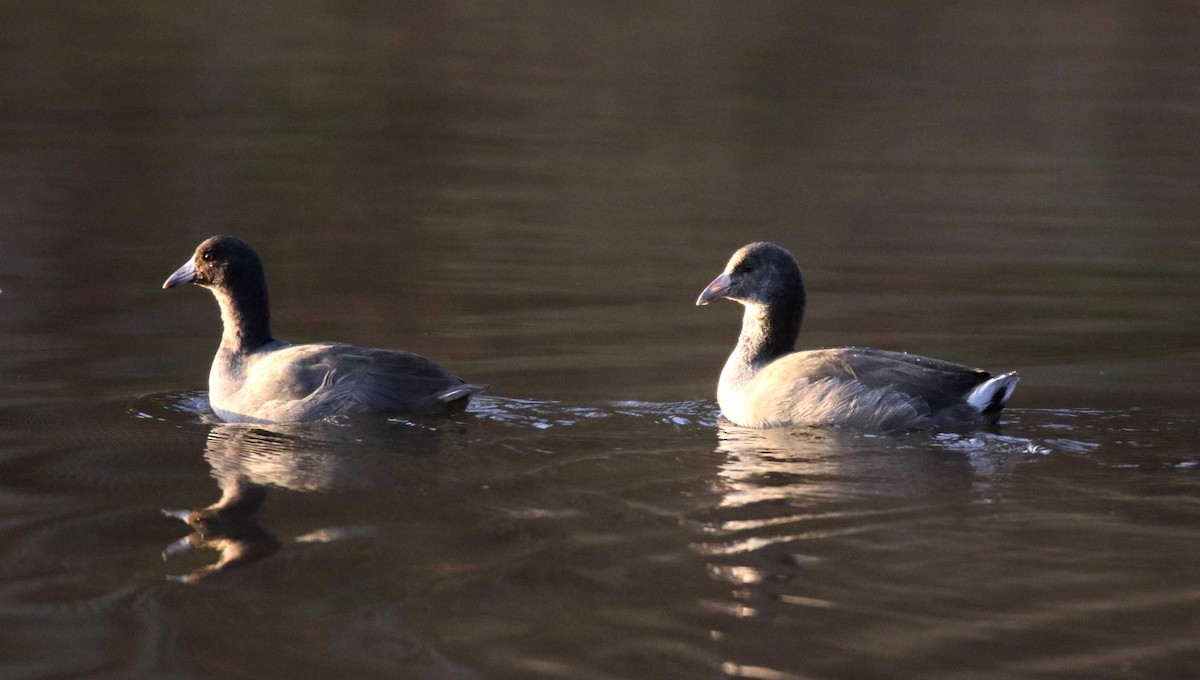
[
  {"x1": 696, "y1": 242, "x2": 1017, "y2": 430},
  {"x1": 163, "y1": 236, "x2": 487, "y2": 424}
]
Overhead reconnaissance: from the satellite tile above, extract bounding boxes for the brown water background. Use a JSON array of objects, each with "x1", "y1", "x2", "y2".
[{"x1": 1, "y1": 3, "x2": 1198, "y2": 679}]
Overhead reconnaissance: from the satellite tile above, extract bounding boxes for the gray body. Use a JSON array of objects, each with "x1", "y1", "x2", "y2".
[
  {"x1": 698, "y1": 242, "x2": 1017, "y2": 430},
  {"x1": 165, "y1": 235, "x2": 486, "y2": 424}
]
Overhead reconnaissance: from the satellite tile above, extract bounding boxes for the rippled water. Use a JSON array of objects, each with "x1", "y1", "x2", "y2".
[
  {"x1": 4, "y1": 395, "x2": 1197, "y2": 678},
  {"x1": 2, "y1": 3, "x2": 1199, "y2": 679}
]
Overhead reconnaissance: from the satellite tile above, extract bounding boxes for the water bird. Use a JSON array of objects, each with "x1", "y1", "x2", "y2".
[
  {"x1": 163, "y1": 235, "x2": 486, "y2": 423},
  {"x1": 696, "y1": 242, "x2": 1017, "y2": 430}
]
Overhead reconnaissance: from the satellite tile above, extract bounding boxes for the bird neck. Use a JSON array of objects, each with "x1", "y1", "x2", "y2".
[
  {"x1": 213, "y1": 283, "x2": 273, "y2": 355},
  {"x1": 732, "y1": 295, "x2": 803, "y2": 370}
]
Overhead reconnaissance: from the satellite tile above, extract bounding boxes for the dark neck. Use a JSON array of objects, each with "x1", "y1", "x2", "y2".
[
  {"x1": 212, "y1": 282, "x2": 273, "y2": 354},
  {"x1": 734, "y1": 290, "x2": 804, "y2": 368}
]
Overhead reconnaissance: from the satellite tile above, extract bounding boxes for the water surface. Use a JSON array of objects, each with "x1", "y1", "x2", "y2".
[{"x1": 1, "y1": 3, "x2": 1198, "y2": 679}]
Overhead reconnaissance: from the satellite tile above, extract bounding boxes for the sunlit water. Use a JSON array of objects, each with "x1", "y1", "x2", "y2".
[
  {"x1": 3, "y1": 392, "x2": 1196, "y2": 679},
  {"x1": 2, "y1": 3, "x2": 1199, "y2": 680}
]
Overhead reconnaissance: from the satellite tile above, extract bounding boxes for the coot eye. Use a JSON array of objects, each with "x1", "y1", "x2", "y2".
[{"x1": 201, "y1": 251, "x2": 214, "y2": 262}]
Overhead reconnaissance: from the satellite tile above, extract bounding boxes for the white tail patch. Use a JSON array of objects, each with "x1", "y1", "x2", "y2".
[
  {"x1": 966, "y1": 372, "x2": 1019, "y2": 413},
  {"x1": 437, "y1": 384, "x2": 489, "y2": 403}
]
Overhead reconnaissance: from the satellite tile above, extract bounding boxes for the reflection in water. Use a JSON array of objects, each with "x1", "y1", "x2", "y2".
[
  {"x1": 708, "y1": 421, "x2": 984, "y2": 512},
  {"x1": 694, "y1": 424, "x2": 933, "y2": 676},
  {"x1": 691, "y1": 417, "x2": 1189, "y2": 679},
  {"x1": 714, "y1": 424, "x2": 853, "y2": 510},
  {"x1": 162, "y1": 421, "x2": 451, "y2": 582},
  {"x1": 162, "y1": 479, "x2": 278, "y2": 584},
  {"x1": 699, "y1": 419, "x2": 1080, "y2": 569}
]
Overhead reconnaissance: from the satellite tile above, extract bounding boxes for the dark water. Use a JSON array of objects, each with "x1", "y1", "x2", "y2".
[{"x1": 2, "y1": 3, "x2": 1199, "y2": 679}]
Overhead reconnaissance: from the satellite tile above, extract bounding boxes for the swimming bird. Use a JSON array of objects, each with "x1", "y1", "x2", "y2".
[
  {"x1": 696, "y1": 242, "x2": 1017, "y2": 430},
  {"x1": 163, "y1": 235, "x2": 487, "y2": 424}
]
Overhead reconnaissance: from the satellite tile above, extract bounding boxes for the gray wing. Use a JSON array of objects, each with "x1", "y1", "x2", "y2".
[
  {"x1": 772, "y1": 347, "x2": 991, "y2": 411},
  {"x1": 248, "y1": 343, "x2": 484, "y2": 418},
  {"x1": 315, "y1": 344, "x2": 480, "y2": 413}
]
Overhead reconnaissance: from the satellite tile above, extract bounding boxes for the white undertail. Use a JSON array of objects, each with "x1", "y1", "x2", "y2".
[{"x1": 966, "y1": 372, "x2": 1019, "y2": 413}]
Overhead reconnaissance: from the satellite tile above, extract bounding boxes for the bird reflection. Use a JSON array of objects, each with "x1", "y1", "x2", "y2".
[
  {"x1": 713, "y1": 422, "x2": 849, "y2": 509},
  {"x1": 162, "y1": 476, "x2": 278, "y2": 583},
  {"x1": 163, "y1": 419, "x2": 453, "y2": 582},
  {"x1": 711, "y1": 420, "x2": 984, "y2": 511},
  {"x1": 697, "y1": 421, "x2": 1000, "y2": 640}
]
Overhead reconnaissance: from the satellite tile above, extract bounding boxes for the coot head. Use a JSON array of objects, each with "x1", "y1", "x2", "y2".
[
  {"x1": 163, "y1": 235, "x2": 266, "y2": 292},
  {"x1": 695, "y1": 241, "x2": 804, "y2": 308}
]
